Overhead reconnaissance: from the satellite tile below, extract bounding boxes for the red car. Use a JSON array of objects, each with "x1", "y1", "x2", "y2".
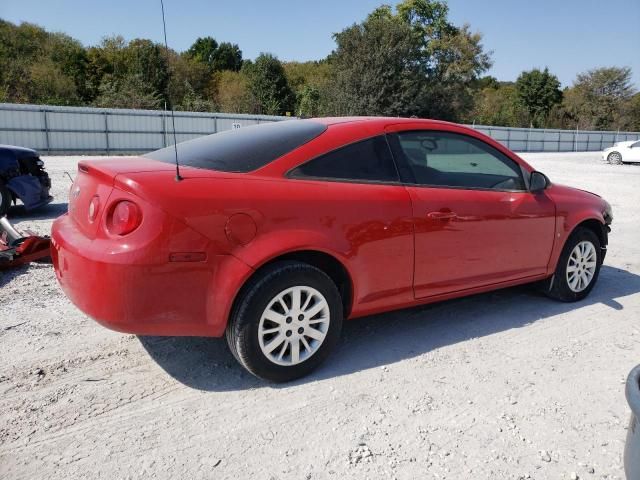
[{"x1": 51, "y1": 118, "x2": 613, "y2": 382}]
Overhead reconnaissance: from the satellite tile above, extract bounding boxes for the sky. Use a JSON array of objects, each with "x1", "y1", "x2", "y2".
[{"x1": 2, "y1": 0, "x2": 639, "y2": 89}]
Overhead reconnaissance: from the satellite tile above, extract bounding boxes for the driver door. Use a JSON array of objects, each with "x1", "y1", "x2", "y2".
[{"x1": 386, "y1": 126, "x2": 557, "y2": 299}]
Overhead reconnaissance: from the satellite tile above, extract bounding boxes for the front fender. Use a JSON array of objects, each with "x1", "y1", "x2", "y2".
[{"x1": 547, "y1": 210, "x2": 606, "y2": 273}]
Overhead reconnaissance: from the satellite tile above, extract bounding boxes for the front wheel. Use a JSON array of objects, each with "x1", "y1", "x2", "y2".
[
  {"x1": 545, "y1": 227, "x2": 602, "y2": 302},
  {"x1": 226, "y1": 261, "x2": 343, "y2": 382},
  {"x1": 607, "y1": 151, "x2": 623, "y2": 165}
]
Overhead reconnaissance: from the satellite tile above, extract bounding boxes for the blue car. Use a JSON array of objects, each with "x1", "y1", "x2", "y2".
[{"x1": 0, "y1": 145, "x2": 53, "y2": 217}]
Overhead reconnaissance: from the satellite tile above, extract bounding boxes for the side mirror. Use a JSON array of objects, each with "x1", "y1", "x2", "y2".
[{"x1": 530, "y1": 171, "x2": 549, "y2": 193}]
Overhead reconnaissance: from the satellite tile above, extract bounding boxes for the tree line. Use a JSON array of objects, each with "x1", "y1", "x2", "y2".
[{"x1": 1, "y1": 0, "x2": 638, "y2": 131}]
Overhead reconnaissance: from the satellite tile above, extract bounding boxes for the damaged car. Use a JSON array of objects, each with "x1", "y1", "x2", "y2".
[{"x1": 0, "y1": 144, "x2": 53, "y2": 216}]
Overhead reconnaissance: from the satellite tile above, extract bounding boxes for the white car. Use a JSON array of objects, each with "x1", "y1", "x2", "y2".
[{"x1": 603, "y1": 140, "x2": 640, "y2": 164}]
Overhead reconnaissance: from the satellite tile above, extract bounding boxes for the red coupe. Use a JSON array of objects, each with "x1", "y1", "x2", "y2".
[{"x1": 51, "y1": 117, "x2": 613, "y2": 381}]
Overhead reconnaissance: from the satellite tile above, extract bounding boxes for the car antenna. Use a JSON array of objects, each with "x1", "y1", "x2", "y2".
[{"x1": 160, "y1": 0, "x2": 182, "y2": 181}]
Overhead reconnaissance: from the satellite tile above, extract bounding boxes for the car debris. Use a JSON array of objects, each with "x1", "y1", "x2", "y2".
[
  {"x1": 0, "y1": 215, "x2": 51, "y2": 269},
  {"x1": 0, "y1": 144, "x2": 53, "y2": 217}
]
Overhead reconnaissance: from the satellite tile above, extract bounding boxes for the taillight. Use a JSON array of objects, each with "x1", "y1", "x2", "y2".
[
  {"x1": 88, "y1": 195, "x2": 100, "y2": 223},
  {"x1": 106, "y1": 200, "x2": 142, "y2": 236}
]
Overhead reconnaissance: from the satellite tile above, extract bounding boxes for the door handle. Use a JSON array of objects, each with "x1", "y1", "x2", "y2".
[{"x1": 427, "y1": 211, "x2": 457, "y2": 220}]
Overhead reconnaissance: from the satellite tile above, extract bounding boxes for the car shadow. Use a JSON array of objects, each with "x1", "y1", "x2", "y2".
[
  {"x1": 139, "y1": 265, "x2": 640, "y2": 392},
  {"x1": 0, "y1": 264, "x2": 32, "y2": 288},
  {"x1": 8, "y1": 202, "x2": 68, "y2": 222}
]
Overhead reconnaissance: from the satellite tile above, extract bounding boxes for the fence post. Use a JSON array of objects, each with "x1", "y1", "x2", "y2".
[
  {"x1": 162, "y1": 111, "x2": 167, "y2": 147},
  {"x1": 574, "y1": 126, "x2": 578, "y2": 152},
  {"x1": 103, "y1": 112, "x2": 110, "y2": 155},
  {"x1": 42, "y1": 108, "x2": 50, "y2": 155},
  {"x1": 213, "y1": 114, "x2": 218, "y2": 134},
  {"x1": 507, "y1": 127, "x2": 511, "y2": 150},
  {"x1": 557, "y1": 131, "x2": 561, "y2": 151},
  {"x1": 526, "y1": 127, "x2": 530, "y2": 152}
]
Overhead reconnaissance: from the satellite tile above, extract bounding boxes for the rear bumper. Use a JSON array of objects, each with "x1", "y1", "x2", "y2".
[{"x1": 51, "y1": 213, "x2": 252, "y2": 337}]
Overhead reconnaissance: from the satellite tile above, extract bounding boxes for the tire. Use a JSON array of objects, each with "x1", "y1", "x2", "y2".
[
  {"x1": 607, "y1": 151, "x2": 623, "y2": 165},
  {"x1": 0, "y1": 181, "x2": 11, "y2": 217},
  {"x1": 226, "y1": 261, "x2": 343, "y2": 382},
  {"x1": 545, "y1": 227, "x2": 602, "y2": 302}
]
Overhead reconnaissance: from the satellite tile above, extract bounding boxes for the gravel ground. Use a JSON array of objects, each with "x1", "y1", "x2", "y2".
[{"x1": 1, "y1": 152, "x2": 639, "y2": 480}]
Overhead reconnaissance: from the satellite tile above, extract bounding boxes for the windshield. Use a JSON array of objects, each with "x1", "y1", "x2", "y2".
[{"x1": 144, "y1": 120, "x2": 326, "y2": 173}]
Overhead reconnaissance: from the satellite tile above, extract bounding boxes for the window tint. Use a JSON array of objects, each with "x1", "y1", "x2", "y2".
[
  {"x1": 390, "y1": 131, "x2": 525, "y2": 190},
  {"x1": 144, "y1": 120, "x2": 326, "y2": 173},
  {"x1": 289, "y1": 136, "x2": 398, "y2": 182}
]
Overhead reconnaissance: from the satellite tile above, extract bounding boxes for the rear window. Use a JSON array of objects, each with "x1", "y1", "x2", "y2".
[{"x1": 144, "y1": 120, "x2": 327, "y2": 173}]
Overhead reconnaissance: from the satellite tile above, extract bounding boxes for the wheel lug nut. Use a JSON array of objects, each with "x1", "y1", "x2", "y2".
[
  {"x1": 286, "y1": 330, "x2": 292, "y2": 337},
  {"x1": 298, "y1": 327, "x2": 304, "y2": 334},
  {"x1": 298, "y1": 314, "x2": 304, "y2": 321},
  {"x1": 286, "y1": 317, "x2": 292, "y2": 324}
]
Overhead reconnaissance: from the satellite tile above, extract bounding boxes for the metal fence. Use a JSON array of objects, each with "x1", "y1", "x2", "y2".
[
  {"x1": 0, "y1": 103, "x2": 290, "y2": 155},
  {"x1": 469, "y1": 124, "x2": 640, "y2": 153},
  {"x1": 0, "y1": 103, "x2": 638, "y2": 155}
]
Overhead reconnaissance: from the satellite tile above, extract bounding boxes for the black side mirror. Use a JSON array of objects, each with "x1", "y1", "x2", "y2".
[{"x1": 530, "y1": 171, "x2": 549, "y2": 193}]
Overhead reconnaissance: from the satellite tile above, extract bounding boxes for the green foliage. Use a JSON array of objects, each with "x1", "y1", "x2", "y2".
[
  {"x1": 468, "y1": 83, "x2": 528, "y2": 126},
  {"x1": 564, "y1": 67, "x2": 635, "y2": 130},
  {"x1": 0, "y1": 16, "x2": 637, "y2": 131},
  {"x1": 297, "y1": 85, "x2": 321, "y2": 117},
  {"x1": 329, "y1": 0, "x2": 491, "y2": 120},
  {"x1": 283, "y1": 60, "x2": 332, "y2": 116},
  {"x1": 215, "y1": 70, "x2": 254, "y2": 113},
  {"x1": 213, "y1": 42, "x2": 243, "y2": 72},
  {"x1": 186, "y1": 37, "x2": 242, "y2": 72},
  {"x1": 186, "y1": 37, "x2": 218, "y2": 69},
  {"x1": 515, "y1": 68, "x2": 562, "y2": 127},
  {"x1": 93, "y1": 74, "x2": 162, "y2": 109},
  {"x1": 242, "y1": 54, "x2": 295, "y2": 115}
]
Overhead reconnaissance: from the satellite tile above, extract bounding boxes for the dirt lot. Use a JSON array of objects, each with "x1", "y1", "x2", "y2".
[{"x1": 1, "y1": 152, "x2": 638, "y2": 480}]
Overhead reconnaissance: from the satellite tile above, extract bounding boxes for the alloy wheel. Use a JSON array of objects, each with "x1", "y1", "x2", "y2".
[
  {"x1": 258, "y1": 286, "x2": 330, "y2": 366},
  {"x1": 566, "y1": 240, "x2": 597, "y2": 292}
]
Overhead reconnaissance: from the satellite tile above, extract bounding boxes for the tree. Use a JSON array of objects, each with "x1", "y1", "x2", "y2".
[
  {"x1": 297, "y1": 85, "x2": 321, "y2": 117},
  {"x1": 564, "y1": 67, "x2": 635, "y2": 130},
  {"x1": 94, "y1": 74, "x2": 162, "y2": 109},
  {"x1": 215, "y1": 70, "x2": 254, "y2": 113},
  {"x1": 284, "y1": 60, "x2": 332, "y2": 115},
  {"x1": 186, "y1": 36, "x2": 218, "y2": 69},
  {"x1": 468, "y1": 83, "x2": 528, "y2": 127},
  {"x1": 515, "y1": 68, "x2": 562, "y2": 127},
  {"x1": 243, "y1": 54, "x2": 295, "y2": 115},
  {"x1": 212, "y1": 42, "x2": 243, "y2": 72},
  {"x1": 328, "y1": 0, "x2": 491, "y2": 119}
]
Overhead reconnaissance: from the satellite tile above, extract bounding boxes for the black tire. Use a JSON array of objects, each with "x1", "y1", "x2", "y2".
[
  {"x1": 226, "y1": 261, "x2": 343, "y2": 382},
  {"x1": 607, "y1": 151, "x2": 623, "y2": 165},
  {"x1": 545, "y1": 227, "x2": 602, "y2": 302},
  {"x1": 0, "y1": 181, "x2": 11, "y2": 217}
]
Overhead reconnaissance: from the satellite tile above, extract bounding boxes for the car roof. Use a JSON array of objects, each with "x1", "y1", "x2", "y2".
[
  {"x1": 311, "y1": 116, "x2": 459, "y2": 129},
  {"x1": 0, "y1": 144, "x2": 38, "y2": 158}
]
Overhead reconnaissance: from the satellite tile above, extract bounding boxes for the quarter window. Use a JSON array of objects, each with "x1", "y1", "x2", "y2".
[
  {"x1": 289, "y1": 136, "x2": 399, "y2": 183},
  {"x1": 390, "y1": 131, "x2": 526, "y2": 191}
]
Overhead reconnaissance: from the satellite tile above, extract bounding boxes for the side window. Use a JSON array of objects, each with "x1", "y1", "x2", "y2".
[
  {"x1": 390, "y1": 131, "x2": 526, "y2": 191},
  {"x1": 289, "y1": 136, "x2": 399, "y2": 183}
]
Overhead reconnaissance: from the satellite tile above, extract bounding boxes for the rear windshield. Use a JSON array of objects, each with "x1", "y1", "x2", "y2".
[{"x1": 144, "y1": 120, "x2": 327, "y2": 173}]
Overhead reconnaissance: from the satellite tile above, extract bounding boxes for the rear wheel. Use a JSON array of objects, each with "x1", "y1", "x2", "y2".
[
  {"x1": 607, "y1": 151, "x2": 623, "y2": 164},
  {"x1": 0, "y1": 181, "x2": 11, "y2": 217},
  {"x1": 226, "y1": 261, "x2": 343, "y2": 382},
  {"x1": 545, "y1": 227, "x2": 602, "y2": 302}
]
